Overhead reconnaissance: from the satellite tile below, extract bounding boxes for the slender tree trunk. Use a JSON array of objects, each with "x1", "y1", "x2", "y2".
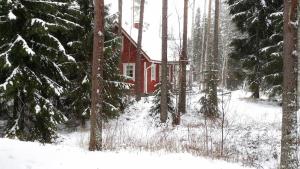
[
  {"x1": 135, "y1": 0, "x2": 145, "y2": 101},
  {"x1": 178, "y1": 0, "x2": 188, "y2": 119},
  {"x1": 189, "y1": 0, "x2": 195, "y2": 87},
  {"x1": 160, "y1": 0, "x2": 168, "y2": 123},
  {"x1": 89, "y1": 0, "x2": 104, "y2": 151},
  {"x1": 280, "y1": 0, "x2": 298, "y2": 168},
  {"x1": 297, "y1": 0, "x2": 300, "y2": 159},
  {"x1": 118, "y1": 0, "x2": 122, "y2": 35},
  {"x1": 203, "y1": 0, "x2": 212, "y2": 91},
  {"x1": 200, "y1": 0, "x2": 207, "y2": 90},
  {"x1": 207, "y1": 0, "x2": 220, "y2": 117},
  {"x1": 118, "y1": 0, "x2": 123, "y2": 66},
  {"x1": 297, "y1": 1, "x2": 300, "y2": 107}
]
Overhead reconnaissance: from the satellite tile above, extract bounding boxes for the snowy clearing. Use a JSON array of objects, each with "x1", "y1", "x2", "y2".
[
  {"x1": 57, "y1": 89, "x2": 283, "y2": 169},
  {"x1": 0, "y1": 138, "x2": 253, "y2": 169}
]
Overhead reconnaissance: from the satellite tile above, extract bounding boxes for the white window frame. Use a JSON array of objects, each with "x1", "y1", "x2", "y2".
[
  {"x1": 123, "y1": 63, "x2": 135, "y2": 80},
  {"x1": 151, "y1": 64, "x2": 156, "y2": 81}
]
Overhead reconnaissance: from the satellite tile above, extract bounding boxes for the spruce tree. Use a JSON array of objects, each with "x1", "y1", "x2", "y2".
[
  {"x1": 227, "y1": 0, "x2": 283, "y2": 98},
  {"x1": 0, "y1": 0, "x2": 83, "y2": 142},
  {"x1": 63, "y1": 2, "x2": 129, "y2": 128},
  {"x1": 150, "y1": 83, "x2": 175, "y2": 125}
]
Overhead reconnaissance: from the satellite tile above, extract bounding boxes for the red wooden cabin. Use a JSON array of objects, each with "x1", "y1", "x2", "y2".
[{"x1": 118, "y1": 26, "x2": 178, "y2": 94}]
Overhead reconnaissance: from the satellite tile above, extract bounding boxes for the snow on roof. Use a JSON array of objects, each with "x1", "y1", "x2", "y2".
[
  {"x1": 119, "y1": 0, "x2": 178, "y2": 62},
  {"x1": 106, "y1": 0, "x2": 206, "y2": 62},
  {"x1": 105, "y1": 0, "x2": 192, "y2": 62}
]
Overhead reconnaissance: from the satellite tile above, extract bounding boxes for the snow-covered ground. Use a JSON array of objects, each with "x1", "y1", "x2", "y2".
[
  {"x1": 0, "y1": 89, "x2": 287, "y2": 169},
  {"x1": 57, "y1": 89, "x2": 282, "y2": 169},
  {"x1": 0, "y1": 138, "x2": 253, "y2": 169}
]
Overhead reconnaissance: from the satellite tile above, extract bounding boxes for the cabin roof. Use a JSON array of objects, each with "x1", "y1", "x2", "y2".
[
  {"x1": 107, "y1": 0, "x2": 184, "y2": 63},
  {"x1": 117, "y1": 24, "x2": 179, "y2": 64}
]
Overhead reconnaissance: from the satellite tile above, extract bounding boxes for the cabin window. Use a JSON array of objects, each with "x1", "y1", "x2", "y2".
[
  {"x1": 123, "y1": 63, "x2": 135, "y2": 80},
  {"x1": 151, "y1": 64, "x2": 156, "y2": 81}
]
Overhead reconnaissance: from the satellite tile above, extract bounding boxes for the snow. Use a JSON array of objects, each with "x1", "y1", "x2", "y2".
[
  {"x1": 105, "y1": 0, "x2": 205, "y2": 62},
  {"x1": 270, "y1": 12, "x2": 283, "y2": 17},
  {"x1": 260, "y1": 0, "x2": 266, "y2": 8},
  {"x1": 0, "y1": 138, "x2": 253, "y2": 169},
  {"x1": 8, "y1": 10, "x2": 16, "y2": 20},
  {"x1": 35, "y1": 105, "x2": 41, "y2": 114},
  {"x1": 0, "y1": 89, "x2": 290, "y2": 169},
  {"x1": 47, "y1": 34, "x2": 75, "y2": 62},
  {"x1": 98, "y1": 31, "x2": 103, "y2": 37},
  {"x1": 31, "y1": 18, "x2": 49, "y2": 30},
  {"x1": 14, "y1": 35, "x2": 35, "y2": 56},
  {"x1": 0, "y1": 67, "x2": 20, "y2": 90},
  {"x1": 81, "y1": 75, "x2": 88, "y2": 84},
  {"x1": 57, "y1": 89, "x2": 283, "y2": 169},
  {"x1": 43, "y1": 75, "x2": 63, "y2": 96}
]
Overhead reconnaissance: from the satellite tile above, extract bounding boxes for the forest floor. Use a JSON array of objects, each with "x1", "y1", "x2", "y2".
[{"x1": 0, "y1": 89, "x2": 294, "y2": 169}]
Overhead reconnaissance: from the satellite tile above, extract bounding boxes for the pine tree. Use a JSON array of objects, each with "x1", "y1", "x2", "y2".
[
  {"x1": 150, "y1": 83, "x2": 175, "y2": 125},
  {"x1": 0, "y1": 0, "x2": 83, "y2": 143}
]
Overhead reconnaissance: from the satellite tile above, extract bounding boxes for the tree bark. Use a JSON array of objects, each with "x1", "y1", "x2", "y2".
[
  {"x1": 135, "y1": 0, "x2": 145, "y2": 101},
  {"x1": 189, "y1": 0, "x2": 195, "y2": 87},
  {"x1": 89, "y1": 0, "x2": 104, "y2": 151},
  {"x1": 118, "y1": 0, "x2": 122, "y2": 36},
  {"x1": 203, "y1": 0, "x2": 212, "y2": 91},
  {"x1": 209, "y1": 0, "x2": 220, "y2": 116},
  {"x1": 160, "y1": 0, "x2": 168, "y2": 123},
  {"x1": 200, "y1": 0, "x2": 207, "y2": 90},
  {"x1": 280, "y1": 0, "x2": 298, "y2": 168},
  {"x1": 178, "y1": 0, "x2": 188, "y2": 119}
]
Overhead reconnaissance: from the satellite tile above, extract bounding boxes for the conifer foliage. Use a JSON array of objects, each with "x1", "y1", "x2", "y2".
[
  {"x1": 150, "y1": 83, "x2": 175, "y2": 125},
  {"x1": 0, "y1": 0, "x2": 83, "y2": 142},
  {"x1": 227, "y1": 0, "x2": 283, "y2": 98},
  {"x1": 64, "y1": 2, "x2": 128, "y2": 127}
]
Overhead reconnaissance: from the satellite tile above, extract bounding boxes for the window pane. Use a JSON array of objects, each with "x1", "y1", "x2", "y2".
[{"x1": 126, "y1": 65, "x2": 134, "y2": 78}]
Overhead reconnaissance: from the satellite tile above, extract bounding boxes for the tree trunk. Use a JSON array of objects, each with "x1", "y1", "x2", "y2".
[
  {"x1": 203, "y1": 0, "x2": 212, "y2": 91},
  {"x1": 118, "y1": 0, "x2": 122, "y2": 36},
  {"x1": 89, "y1": 0, "x2": 104, "y2": 151},
  {"x1": 280, "y1": 0, "x2": 298, "y2": 168},
  {"x1": 200, "y1": 0, "x2": 207, "y2": 90},
  {"x1": 160, "y1": 0, "x2": 168, "y2": 123},
  {"x1": 135, "y1": 0, "x2": 145, "y2": 101},
  {"x1": 189, "y1": 0, "x2": 195, "y2": 87},
  {"x1": 178, "y1": 0, "x2": 188, "y2": 119},
  {"x1": 209, "y1": 0, "x2": 220, "y2": 116}
]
